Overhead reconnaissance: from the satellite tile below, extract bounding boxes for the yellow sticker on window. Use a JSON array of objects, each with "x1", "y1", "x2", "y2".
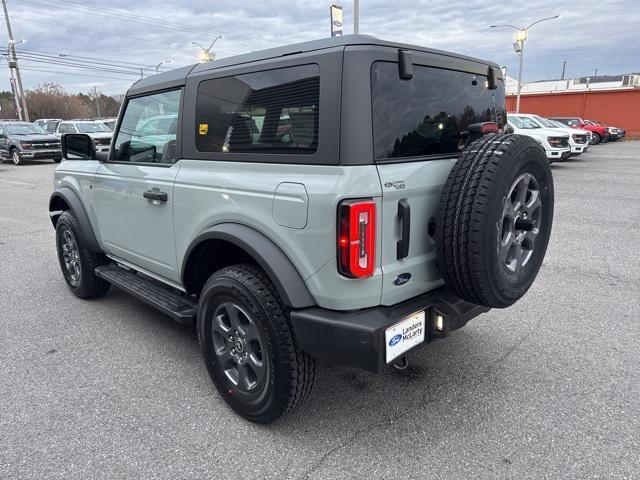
[{"x1": 199, "y1": 123, "x2": 209, "y2": 135}]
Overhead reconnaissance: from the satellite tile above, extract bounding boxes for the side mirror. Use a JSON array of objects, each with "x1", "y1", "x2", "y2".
[{"x1": 62, "y1": 134, "x2": 96, "y2": 160}]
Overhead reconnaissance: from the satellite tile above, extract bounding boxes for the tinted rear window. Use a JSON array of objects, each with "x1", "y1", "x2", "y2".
[
  {"x1": 371, "y1": 62, "x2": 506, "y2": 160},
  {"x1": 196, "y1": 64, "x2": 319, "y2": 155}
]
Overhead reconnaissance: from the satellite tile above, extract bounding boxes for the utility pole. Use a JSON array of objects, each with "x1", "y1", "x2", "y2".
[
  {"x1": 353, "y1": 0, "x2": 359, "y2": 34},
  {"x1": 2, "y1": 0, "x2": 29, "y2": 121},
  {"x1": 594, "y1": 68, "x2": 598, "y2": 79},
  {"x1": 561, "y1": 60, "x2": 566, "y2": 80},
  {"x1": 92, "y1": 85, "x2": 101, "y2": 118}
]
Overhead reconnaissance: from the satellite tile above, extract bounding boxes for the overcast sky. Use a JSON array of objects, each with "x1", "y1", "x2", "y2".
[{"x1": 2, "y1": 0, "x2": 639, "y2": 94}]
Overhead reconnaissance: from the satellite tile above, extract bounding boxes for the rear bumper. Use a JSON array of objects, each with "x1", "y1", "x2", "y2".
[{"x1": 290, "y1": 286, "x2": 489, "y2": 373}]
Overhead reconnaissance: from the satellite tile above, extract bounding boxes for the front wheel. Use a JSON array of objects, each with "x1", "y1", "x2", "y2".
[
  {"x1": 55, "y1": 211, "x2": 110, "y2": 298},
  {"x1": 11, "y1": 149, "x2": 22, "y2": 165},
  {"x1": 589, "y1": 132, "x2": 601, "y2": 145},
  {"x1": 197, "y1": 264, "x2": 315, "y2": 423}
]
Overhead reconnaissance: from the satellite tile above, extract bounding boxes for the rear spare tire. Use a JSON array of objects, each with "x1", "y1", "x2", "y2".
[{"x1": 435, "y1": 134, "x2": 554, "y2": 308}]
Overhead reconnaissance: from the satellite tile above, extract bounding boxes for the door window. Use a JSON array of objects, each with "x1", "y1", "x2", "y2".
[{"x1": 112, "y1": 89, "x2": 181, "y2": 164}]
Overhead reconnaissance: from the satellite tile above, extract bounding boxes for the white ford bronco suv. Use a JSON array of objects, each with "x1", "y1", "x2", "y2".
[{"x1": 49, "y1": 35, "x2": 554, "y2": 423}]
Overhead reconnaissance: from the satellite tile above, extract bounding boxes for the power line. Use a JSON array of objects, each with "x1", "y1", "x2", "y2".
[
  {"x1": 15, "y1": 48, "x2": 171, "y2": 72},
  {"x1": 39, "y1": 0, "x2": 282, "y2": 46},
  {"x1": 2, "y1": 14, "x2": 162, "y2": 45},
  {"x1": 4, "y1": 52, "x2": 150, "y2": 76},
  {"x1": 18, "y1": 66, "x2": 135, "y2": 82}
]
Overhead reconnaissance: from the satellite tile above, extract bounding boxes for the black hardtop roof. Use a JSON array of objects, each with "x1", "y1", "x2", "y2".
[{"x1": 128, "y1": 34, "x2": 500, "y2": 95}]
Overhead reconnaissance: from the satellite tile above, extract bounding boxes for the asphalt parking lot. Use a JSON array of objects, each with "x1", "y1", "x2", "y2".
[{"x1": 1, "y1": 141, "x2": 639, "y2": 479}]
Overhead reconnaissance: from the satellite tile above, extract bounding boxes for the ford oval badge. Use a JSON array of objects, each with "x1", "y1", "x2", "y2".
[
  {"x1": 393, "y1": 272, "x2": 412, "y2": 286},
  {"x1": 389, "y1": 334, "x2": 402, "y2": 347}
]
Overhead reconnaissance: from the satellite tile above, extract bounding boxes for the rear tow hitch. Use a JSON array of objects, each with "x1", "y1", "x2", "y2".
[{"x1": 392, "y1": 355, "x2": 409, "y2": 370}]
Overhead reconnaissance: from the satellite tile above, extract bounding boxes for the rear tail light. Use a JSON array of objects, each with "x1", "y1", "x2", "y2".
[
  {"x1": 481, "y1": 122, "x2": 499, "y2": 134},
  {"x1": 338, "y1": 199, "x2": 376, "y2": 278}
]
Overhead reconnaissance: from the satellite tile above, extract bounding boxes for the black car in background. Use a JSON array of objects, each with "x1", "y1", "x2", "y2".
[{"x1": 0, "y1": 121, "x2": 62, "y2": 165}]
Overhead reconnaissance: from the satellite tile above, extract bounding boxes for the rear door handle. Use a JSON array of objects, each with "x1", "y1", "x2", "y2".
[
  {"x1": 397, "y1": 199, "x2": 410, "y2": 259},
  {"x1": 143, "y1": 188, "x2": 168, "y2": 203}
]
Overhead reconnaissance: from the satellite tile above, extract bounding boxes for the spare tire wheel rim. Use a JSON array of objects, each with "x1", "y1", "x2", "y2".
[{"x1": 498, "y1": 173, "x2": 542, "y2": 274}]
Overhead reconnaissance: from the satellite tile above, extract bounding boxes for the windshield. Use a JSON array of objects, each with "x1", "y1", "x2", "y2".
[
  {"x1": 532, "y1": 116, "x2": 557, "y2": 128},
  {"x1": 509, "y1": 116, "x2": 541, "y2": 129},
  {"x1": 5, "y1": 123, "x2": 47, "y2": 135},
  {"x1": 549, "y1": 120, "x2": 567, "y2": 129},
  {"x1": 76, "y1": 122, "x2": 111, "y2": 133}
]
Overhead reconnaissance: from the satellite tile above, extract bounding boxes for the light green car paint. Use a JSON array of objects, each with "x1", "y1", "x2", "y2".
[{"x1": 53, "y1": 154, "x2": 455, "y2": 311}]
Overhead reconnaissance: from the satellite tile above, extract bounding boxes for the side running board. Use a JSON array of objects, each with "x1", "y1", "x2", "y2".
[{"x1": 95, "y1": 264, "x2": 196, "y2": 324}]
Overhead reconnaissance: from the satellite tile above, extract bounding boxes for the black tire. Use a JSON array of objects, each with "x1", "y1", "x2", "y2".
[
  {"x1": 197, "y1": 264, "x2": 315, "y2": 423},
  {"x1": 10, "y1": 148, "x2": 22, "y2": 166},
  {"x1": 53, "y1": 157, "x2": 62, "y2": 163},
  {"x1": 55, "y1": 211, "x2": 110, "y2": 298},
  {"x1": 589, "y1": 132, "x2": 601, "y2": 145},
  {"x1": 435, "y1": 134, "x2": 554, "y2": 308}
]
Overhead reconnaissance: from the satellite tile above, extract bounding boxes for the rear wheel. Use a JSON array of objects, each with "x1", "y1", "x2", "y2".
[
  {"x1": 198, "y1": 264, "x2": 315, "y2": 423},
  {"x1": 589, "y1": 132, "x2": 601, "y2": 145},
  {"x1": 435, "y1": 134, "x2": 554, "y2": 308}
]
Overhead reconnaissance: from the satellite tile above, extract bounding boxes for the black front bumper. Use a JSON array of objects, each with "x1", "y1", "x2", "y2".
[{"x1": 290, "y1": 287, "x2": 489, "y2": 373}]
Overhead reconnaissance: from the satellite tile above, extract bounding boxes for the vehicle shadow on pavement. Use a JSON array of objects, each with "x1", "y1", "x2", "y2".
[{"x1": 96, "y1": 284, "x2": 513, "y2": 449}]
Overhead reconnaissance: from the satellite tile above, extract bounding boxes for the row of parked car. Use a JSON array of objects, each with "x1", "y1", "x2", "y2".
[
  {"x1": 505, "y1": 114, "x2": 625, "y2": 163},
  {"x1": 0, "y1": 118, "x2": 116, "y2": 165},
  {"x1": 0, "y1": 113, "x2": 625, "y2": 166}
]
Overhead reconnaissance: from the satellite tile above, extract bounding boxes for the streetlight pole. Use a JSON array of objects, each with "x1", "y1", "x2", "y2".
[
  {"x1": 191, "y1": 36, "x2": 222, "y2": 63},
  {"x1": 354, "y1": 0, "x2": 359, "y2": 34},
  {"x1": 154, "y1": 59, "x2": 173, "y2": 73},
  {"x1": 490, "y1": 15, "x2": 559, "y2": 113},
  {"x1": 2, "y1": 0, "x2": 29, "y2": 121}
]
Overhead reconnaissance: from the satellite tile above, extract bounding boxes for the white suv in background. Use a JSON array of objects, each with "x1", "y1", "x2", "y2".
[
  {"x1": 525, "y1": 115, "x2": 590, "y2": 156},
  {"x1": 507, "y1": 114, "x2": 571, "y2": 163}
]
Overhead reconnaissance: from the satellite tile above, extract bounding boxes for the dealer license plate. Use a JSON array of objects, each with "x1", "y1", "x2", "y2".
[{"x1": 385, "y1": 311, "x2": 426, "y2": 363}]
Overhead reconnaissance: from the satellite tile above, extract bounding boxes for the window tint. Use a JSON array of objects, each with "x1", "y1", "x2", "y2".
[
  {"x1": 371, "y1": 62, "x2": 506, "y2": 160},
  {"x1": 196, "y1": 64, "x2": 319, "y2": 154},
  {"x1": 113, "y1": 89, "x2": 181, "y2": 164}
]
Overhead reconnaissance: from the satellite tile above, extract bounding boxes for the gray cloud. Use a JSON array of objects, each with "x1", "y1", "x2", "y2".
[{"x1": 2, "y1": 0, "x2": 638, "y2": 94}]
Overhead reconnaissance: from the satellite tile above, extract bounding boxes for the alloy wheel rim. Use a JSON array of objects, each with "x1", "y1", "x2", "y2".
[
  {"x1": 61, "y1": 228, "x2": 81, "y2": 287},
  {"x1": 12, "y1": 151, "x2": 20, "y2": 164},
  {"x1": 210, "y1": 302, "x2": 266, "y2": 392},
  {"x1": 497, "y1": 173, "x2": 542, "y2": 274}
]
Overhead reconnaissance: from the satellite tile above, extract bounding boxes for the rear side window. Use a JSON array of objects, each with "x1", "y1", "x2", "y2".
[
  {"x1": 195, "y1": 64, "x2": 319, "y2": 154},
  {"x1": 371, "y1": 62, "x2": 506, "y2": 160}
]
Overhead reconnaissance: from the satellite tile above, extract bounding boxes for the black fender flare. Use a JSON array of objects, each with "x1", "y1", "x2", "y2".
[
  {"x1": 49, "y1": 187, "x2": 101, "y2": 252},
  {"x1": 181, "y1": 223, "x2": 316, "y2": 309}
]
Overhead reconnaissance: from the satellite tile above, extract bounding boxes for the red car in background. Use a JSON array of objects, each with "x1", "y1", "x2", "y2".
[
  {"x1": 584, "y1": 120, "x2": 622, "y2": 141},
  {"x1": 551, "y1": 117, "x2": 609, "y2": 145}
]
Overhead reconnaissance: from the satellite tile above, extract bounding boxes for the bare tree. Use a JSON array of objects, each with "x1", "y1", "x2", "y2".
[{"x1": 25, "y1": 83, "x2": 89, "y2": 120}]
